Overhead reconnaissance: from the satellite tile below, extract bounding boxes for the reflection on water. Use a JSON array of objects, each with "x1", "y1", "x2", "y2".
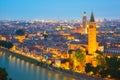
[{"x1": 0, "y1": 53, "x2": 77, "y2": 80}]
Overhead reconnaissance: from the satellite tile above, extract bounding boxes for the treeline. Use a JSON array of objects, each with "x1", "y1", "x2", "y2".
[
  {"x1": 0, "y1": 40, "x2": 13, "y2": 49},
  {"x1": 15, "y1": 29, "x2": 25, "y2": 36},
  {"x1": 0, "y1": 67, "x2": 12, "y2": 80},
  {"x1": 85, "y1": 56, "x2": 120, "y2": 79}
]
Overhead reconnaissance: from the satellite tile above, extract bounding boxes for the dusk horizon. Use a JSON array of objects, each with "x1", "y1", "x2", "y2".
[{"x1": 0, "y1": 0, "x2": 120, "y2": 20}]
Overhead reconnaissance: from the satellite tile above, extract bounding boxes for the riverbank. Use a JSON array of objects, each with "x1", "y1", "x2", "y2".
[
  {"x1": 0, "y1": 48, "x2": 39, "y2": 64},
  {"x1": 0, "y1": 48, "x2": 103, "y2": 80}
]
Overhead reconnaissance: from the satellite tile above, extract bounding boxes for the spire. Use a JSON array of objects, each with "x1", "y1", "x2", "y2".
[{"x1": 90, "y1": 12, "x2": 95, "y2": 22}]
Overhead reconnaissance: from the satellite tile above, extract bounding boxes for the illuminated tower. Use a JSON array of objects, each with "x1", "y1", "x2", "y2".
[
  {"x1": 88, "y1": 12, "x2": 97, "y2": 54},
  {"x1": 82, "y1": 12, "x2": 87, "y2": 34}
]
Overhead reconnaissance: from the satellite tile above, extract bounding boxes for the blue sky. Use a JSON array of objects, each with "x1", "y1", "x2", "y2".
[{"x1": 0, "y1": 0, "x2": 120, "y2": 20}]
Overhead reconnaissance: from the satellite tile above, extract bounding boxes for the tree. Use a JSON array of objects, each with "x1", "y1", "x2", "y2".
[
  {"x1": 85, "y1": 63, "x2": 106, "y2": 76},
  {"x1": 0, "y1": 68, "x2": 12, "y2": 80},
  {"x1": 85, "y1": 55, "x2": 120, "y2": 79},
  {"x1": 105, "y1": 56, "x2": 120, "y2": 79},
  {"x1": 74, "y1": 50, "x2": 86, "y2": 66},
  {"x1": 100, "y1": 69, "x2": 109, "y2": 78},
  {"x1": 93, "y1": 65, "x2": 105, "y2": 75},
  {"x1": 96, "y1": 54, "x2": 106, "y2": 66},
  {"x1": 106, "y1": 56, "x2": 119, "y2": 69},
  {"x1": 85, "y1": 63, "x2": 93, "y2": 73},
  {"x1": 0, "y1": 68, "x2": 8, "y2": 80},
  {"x1": 74, "y1": 50, "x2": 86, "y2": 72},
  {"x1": 16, "y1": 29, "x2": 25, "y2": 36},
  {"x1": 0, "y1": 40, "x2": 13, "y2": 49}
]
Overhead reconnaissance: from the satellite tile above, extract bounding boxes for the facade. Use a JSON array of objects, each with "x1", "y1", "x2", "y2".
[{"x1": 88, "y1": 12, "x2": 98, "y2": 55}]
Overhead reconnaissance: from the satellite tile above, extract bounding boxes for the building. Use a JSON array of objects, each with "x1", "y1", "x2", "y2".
[
  {"x1": 88, "y1": 12, "x2": 98, "y2": 54},
  {"x1": 69, "y1": 12, "x2": 104, "y2": 70},
  {"x1": 71, "y1": 12, "x2": 88, "y2": 34},
  {"x1": 82, "y1": 12, "x2": 87, "y2": 34}
]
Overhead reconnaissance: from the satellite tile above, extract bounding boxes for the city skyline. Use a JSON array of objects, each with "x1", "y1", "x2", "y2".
[
  {"x1": 0, "y1": 4, "x2": 120, "y2": 79},
  {"x1": 0, "y1": 0, "x2": 120, "y2": 20}
]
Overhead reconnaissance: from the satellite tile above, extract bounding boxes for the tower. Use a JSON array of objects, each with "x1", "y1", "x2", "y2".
[
  {"x1": 88, "y1": 12, "x2": 97, "y2": 55},
  {"x1": 82, "y1": 12, "x2": 87, "y2": 34}
]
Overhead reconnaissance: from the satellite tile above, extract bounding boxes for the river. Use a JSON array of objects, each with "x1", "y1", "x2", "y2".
[{"x1": 0, "y1": 53, "x2": 78, "y2": 80}]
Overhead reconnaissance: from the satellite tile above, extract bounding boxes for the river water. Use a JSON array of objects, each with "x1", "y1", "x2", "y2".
[{"x1": 0, "y1": 53, "x2": 78, "y2": 80}]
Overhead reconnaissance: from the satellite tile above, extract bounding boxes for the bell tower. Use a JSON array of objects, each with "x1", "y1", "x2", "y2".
[
  {"x1": 82, "y1": 12, "x2": 87, "y2": 34},
  {"x1": 88, "y1": 12, "x2": 97, "y2": 55}
]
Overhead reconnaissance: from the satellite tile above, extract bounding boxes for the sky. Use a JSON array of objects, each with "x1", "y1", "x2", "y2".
[{"x1": 0, "y1": 0, "x2": 120, "y2": 20}]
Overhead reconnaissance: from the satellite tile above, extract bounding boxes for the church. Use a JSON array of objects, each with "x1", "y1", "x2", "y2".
[{"x1": 68, "y1": 12, "x2": 104, "y2": 71}]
